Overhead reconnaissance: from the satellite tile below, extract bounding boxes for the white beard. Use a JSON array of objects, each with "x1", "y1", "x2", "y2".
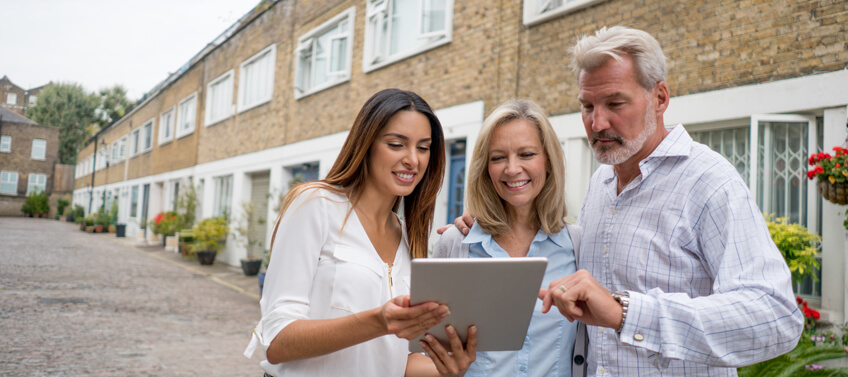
[{"x1": 590, "y1": 101, "x2": 657, "y2": 166}]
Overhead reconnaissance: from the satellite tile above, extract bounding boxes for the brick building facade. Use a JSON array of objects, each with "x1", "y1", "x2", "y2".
[
  {"x1": 0, "y1": 76, "x2": 46, "y2": 116},
  {"x1": 0, "y1": 107, "x2": 61, "y2": 216},
  {"x1": 73, "y1": 0, "x2": 848, "y2": 325}
]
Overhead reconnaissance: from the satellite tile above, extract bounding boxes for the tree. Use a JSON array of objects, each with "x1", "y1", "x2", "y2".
[
  {"x1": 27, "y1": 83, "x2": 99, "y2": 165},
  {"x1": 93, "y1": 85, "x2": 135, "y2": 130}
]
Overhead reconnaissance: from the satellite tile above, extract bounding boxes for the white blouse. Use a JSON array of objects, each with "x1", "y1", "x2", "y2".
[{"x1": 244, "y1": 187, "x2": 411, "y2": 377}]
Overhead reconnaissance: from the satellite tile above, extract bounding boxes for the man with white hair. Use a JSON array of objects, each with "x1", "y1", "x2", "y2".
[{"x1": 447, "y1": 26, "x2": 804, "y2": 376}]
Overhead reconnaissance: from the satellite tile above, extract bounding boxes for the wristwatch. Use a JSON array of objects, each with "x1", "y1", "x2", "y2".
[{"x1": 612, "y1": 291, "x2": 630, "y2": 334}]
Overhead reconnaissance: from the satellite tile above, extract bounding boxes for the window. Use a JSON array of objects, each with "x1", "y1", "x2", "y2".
[
  {"x1": 130, "y1": 129, "x2": 140, "y2": 156},
  {"x1": 523, "y1": 0, "x2": 605, "y2": 26},
  {"x1": 27, "y1": 173, "x2": 46, "y2": 194},
  {"x1": 31, "y1": 139, "x2": 46, "y2": 160},
  {"x1": 111, "y1": 140, "x2": 120, "y2": 162},
  {"x1": 446, "y1": 140, "x2": 466, "y2": 223},
  {"x1": 176, "y1": 93, "x2": 197, "y2": 138},
  {"x1": 295, "y1": 8, "x2": 355, "y2": 99},
  {"x1": 1, "y1": 171, "x2": 18, "y2": 194},
  {"x1": 363, "y1": 0, "x2": 452, "y2": 72},
  {"x1": 238, "y1": 44, "x2": 276, "y2": 113},
  {"x1": 28, "y1": 95, "x2": 37, "y2": 105},
  {"x1": 205, "y1": 70, "x2": 234, "y2": 126},
  {"x1": 130, "y1": 185, "x2": 139, "y2": 218},
  {"x1": 6, "y1": 93, "x2": 17, "y2": 105},
  {"x1": 159, "y1": 107, "x2": 175, "y2": 145},
  {"x1": 170, "y1": 181, "x2": 180, "y2": 211},
  {"x1": 141, "y1": 119, "x2": 154, "y2": 152},
  {"x1": 0, "y1": 136, "x2": 10, "y2": 152},
  {"x1": 213, "y1": 175, "x2": 233, "y2": 218},
  {"x1": 119, "y1": 136, "x2": 127, "y2": 159}
]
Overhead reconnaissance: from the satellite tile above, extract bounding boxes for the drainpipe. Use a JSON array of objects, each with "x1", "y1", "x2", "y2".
[{"x1": 88, "y1": 136, "x2": 98, "y2": 213}]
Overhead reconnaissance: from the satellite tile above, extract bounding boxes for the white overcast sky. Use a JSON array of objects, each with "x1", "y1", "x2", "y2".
[{"x1": 0, "y1": 0, "x2": 261, "y2": 101}]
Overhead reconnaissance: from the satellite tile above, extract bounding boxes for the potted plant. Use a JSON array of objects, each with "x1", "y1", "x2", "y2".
[
  {"x1": 807, "y1": 146, "x2": 848, "y2": 204},
  {"x1": 94, "y1": 211, "x2": 110, "y2": 233},
  {"x1": 174, "y1": 185, "x2": 198, "y2": 254},
  {"x1": 70, "y1": 205, "x2": 84, "y2": 223},
  {"x1": 235, "y1": 201, "x2": 265, "y2": 276},
  {"x1": 85, "y1": 214, "x2": 95, "y2": 232},
  {"x1": 150, "y1": 211, "x2": 178, "y2": 247},
  {"x1": 21, "y1": 197, "x2": 34, "y2": 217},
  {"x1": 178, "y1": 229, "x2": 195, "y2": 257},
  {"x1": 32, "y1": 191, "x2": 49, "y2": 218},
  {"x1": 57, "y1": 198, "x2": 70, "y2": 221},
  {"x1": 191, "y1": 217, "x2": 229, "y2": 265}
]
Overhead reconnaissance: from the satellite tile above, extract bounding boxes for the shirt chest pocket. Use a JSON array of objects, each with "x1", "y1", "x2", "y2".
[{"x1": 329, "y1": 245, "x2": 386, "y2": 314}]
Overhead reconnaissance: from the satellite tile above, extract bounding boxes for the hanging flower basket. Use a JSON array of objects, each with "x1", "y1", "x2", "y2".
[
  {"x1": 807, "y1": 146, "x2": 848, "y2": 205},
  {"x1": 817, "y1": 179, "x2": 848, "y2": 205}
]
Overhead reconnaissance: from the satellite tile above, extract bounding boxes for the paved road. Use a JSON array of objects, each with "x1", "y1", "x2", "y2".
[{"x1": 0, "y1": 218, "x2": 264, "y2": 376}]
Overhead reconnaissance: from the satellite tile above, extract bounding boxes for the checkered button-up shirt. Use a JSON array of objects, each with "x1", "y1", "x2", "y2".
[{"x1": 578, "y1": 125, "x2": 803, "y2": 376}]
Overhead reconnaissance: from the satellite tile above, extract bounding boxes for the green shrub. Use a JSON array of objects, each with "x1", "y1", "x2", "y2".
[
  {"x1": 57, "y1": 198, "x2": 70, "y2": 216},
  {"x1": 764, "y1": 214, "x2": 821, "y2": 284},
  {"x1": 192, "y1": 217, "x2": 229, "y2": 253},
  {"x1": 95, "y1": 211, "x2": 111, "y2": 226}
]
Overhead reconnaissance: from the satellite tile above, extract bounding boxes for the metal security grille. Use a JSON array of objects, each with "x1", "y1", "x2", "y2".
[
  {"x1": 757, "y1": 122, "x2": 808, "y2": 226},
  {"x1": 690, "y1": 127, "x2": 750, "y2": 185}
]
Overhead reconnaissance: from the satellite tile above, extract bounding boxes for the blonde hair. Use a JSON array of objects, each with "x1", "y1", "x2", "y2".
[
  {"x1": 572, "y1": 25, "x2": 667, "y2": 91},
  {"x1": 467, "y1": 99, "x2": 567, "y2": 236}
]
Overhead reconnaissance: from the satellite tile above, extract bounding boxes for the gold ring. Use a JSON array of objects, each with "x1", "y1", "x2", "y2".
[{"x1": 558, "y1": 285, "x2": 568, "y2": 293}]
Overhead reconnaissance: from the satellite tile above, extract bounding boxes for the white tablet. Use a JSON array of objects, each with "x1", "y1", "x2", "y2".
[{"x1": 408, "y1": 257, "x2": 548, "y2": 353}]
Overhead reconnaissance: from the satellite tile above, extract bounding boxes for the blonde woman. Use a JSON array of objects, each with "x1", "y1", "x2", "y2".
[
  {"x1": 245, "y1": 89, "x2": 476, "y2": 376},
  {"x1": 434, "y1": 99, "x2": 580, "y2": 377}
]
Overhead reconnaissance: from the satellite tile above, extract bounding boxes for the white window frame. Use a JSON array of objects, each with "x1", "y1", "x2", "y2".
[
  {"x1": 205, "y1": 70, "x2": 235, "y2": 126},
  {"x1": 111, "y1": 140, "x2": 120, "y2": 162},
  {"x1": 28, "y1": 95, "x2": 37, "y2": 105},
  {"x1": 362, "y1": 0, "x2": 453, "y2": 73},
  {"x1": 141, "y1": 118, "x2": 154, "y2": 153},
  {"x1": 130, "y1": 129, "x2": 141, "y2": 157},
  {"x1": 238, "y1": 44, "x2": 277, "y2": 113},
  {"x1": 212, "y1": 175, "x2": 233, "y2": 218},
  {"x1": 158, "y1": 106, "x2": 176, "y2": 145},
  {"x1": 0, "y1": 135, "x2": 10, "y2": 152},
  {"x1": 27, "y1": 173, "x2": 47, "y2": 194},
  {"x1": 119, "y1": 136, "x2": 127, "y2": 160},
  {"x1": 6, "y1": 93, "x2": 17, "y2": 105},
  {"x1": 176, "y1": 92, "x2": 198, "y2": 139},
  {"x1": 31, "y1": 139, "x2": 46, "y2": 160},
  {"x1": 523, "y1": 0, "x2": 605, "y2": 27},
  {"x1": 1, "y1": 171, "x2": 18, "y2": 194},
  {"x1": 294, "y1": 7, "x2": 355, "y2": 99}
]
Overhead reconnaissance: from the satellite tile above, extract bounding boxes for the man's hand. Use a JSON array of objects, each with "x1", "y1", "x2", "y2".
[
  {"x1": 538, "y1": 270, "x2": 623, "y2": 330},
  {"x1": 436, "y1": 210, "x2": 475, "y2": 235}
]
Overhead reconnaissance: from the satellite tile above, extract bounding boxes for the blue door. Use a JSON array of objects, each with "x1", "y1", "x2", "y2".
[{"x1": 447, "y1": 141, "x2": 466, "y2": 224}]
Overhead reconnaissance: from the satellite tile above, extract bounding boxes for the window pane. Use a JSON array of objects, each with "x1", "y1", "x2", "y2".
[
  {"x1": 389, "y1": 0, "x2": 420, "y2": 56},
  {"x1": 329, "y1": 35, "x2": 347, "y2": 74},
  {"x1": 421, "y1": 0, "x2": 446, "y2": 34},
  {"x1": 130, "y1": 186, "x2": 139, "y2": 217},
  {"x1": 757, "y1": 121, "x2": 808, "y2": 225}
]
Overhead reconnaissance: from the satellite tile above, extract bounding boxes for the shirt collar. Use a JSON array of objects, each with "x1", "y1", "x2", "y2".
[
  {"x1": 644, "y1": 124, "x2": 692, "y2": 161},
  {"x1": 462, "y1": 222, "x2": 566, "y2": 247}
]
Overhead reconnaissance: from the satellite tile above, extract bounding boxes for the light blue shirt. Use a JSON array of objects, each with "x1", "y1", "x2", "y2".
[{"x1": 462, "y1": 222, "x2": 578, "y2": 377}]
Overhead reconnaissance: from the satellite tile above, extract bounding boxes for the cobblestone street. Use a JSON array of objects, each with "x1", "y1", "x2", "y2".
[{"x1": 0, "y1": 218, "x2": 265, "y2": 376}]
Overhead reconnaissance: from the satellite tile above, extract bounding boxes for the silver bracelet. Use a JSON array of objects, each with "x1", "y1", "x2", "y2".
[{"x1": 612, "y1": 291, "x2": 630, "y2": 334}]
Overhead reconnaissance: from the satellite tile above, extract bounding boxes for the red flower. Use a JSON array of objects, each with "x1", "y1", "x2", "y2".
[
  {"x1": 816, "y1": 166, "x2": 825, "y2": 174},
  {"x1": 809, "y1": 155, "x2": 818, "y2": 165},
  {"x1": 812, "y1": 309, "x2": 820, "y2": 319},
  {"x1": 154, "y1": 213, "x2": 165, "y2": 225},
  {"x1": 807, "y1": 170, "x2": 816, "y2": 179},
  {"x1": 838, "y1": 163, "x2": 842, "y2": 168},
  {"x1": 804, "y1": 307, "x2": 812, "y2": 318},
  {"x1": 796, "y1": 296, "x2": 803, "y2": 304}
]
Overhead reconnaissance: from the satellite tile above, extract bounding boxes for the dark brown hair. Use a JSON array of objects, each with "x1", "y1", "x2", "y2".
[{"x1": 271, "y1": 89, "x2": 445, "y2": 259}]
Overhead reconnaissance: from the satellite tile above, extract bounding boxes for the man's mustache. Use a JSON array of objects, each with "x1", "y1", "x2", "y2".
[{"x1": 591, "y1": 131, "x2": 624, "y2": 145}]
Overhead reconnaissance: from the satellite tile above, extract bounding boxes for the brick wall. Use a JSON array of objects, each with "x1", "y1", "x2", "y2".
[
  {"x1": 73, "y1": 0, "x2": 848, "y2": 181},
  {"x1": 0, "y1": 121, "x2": 59, "y2": 196}
]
